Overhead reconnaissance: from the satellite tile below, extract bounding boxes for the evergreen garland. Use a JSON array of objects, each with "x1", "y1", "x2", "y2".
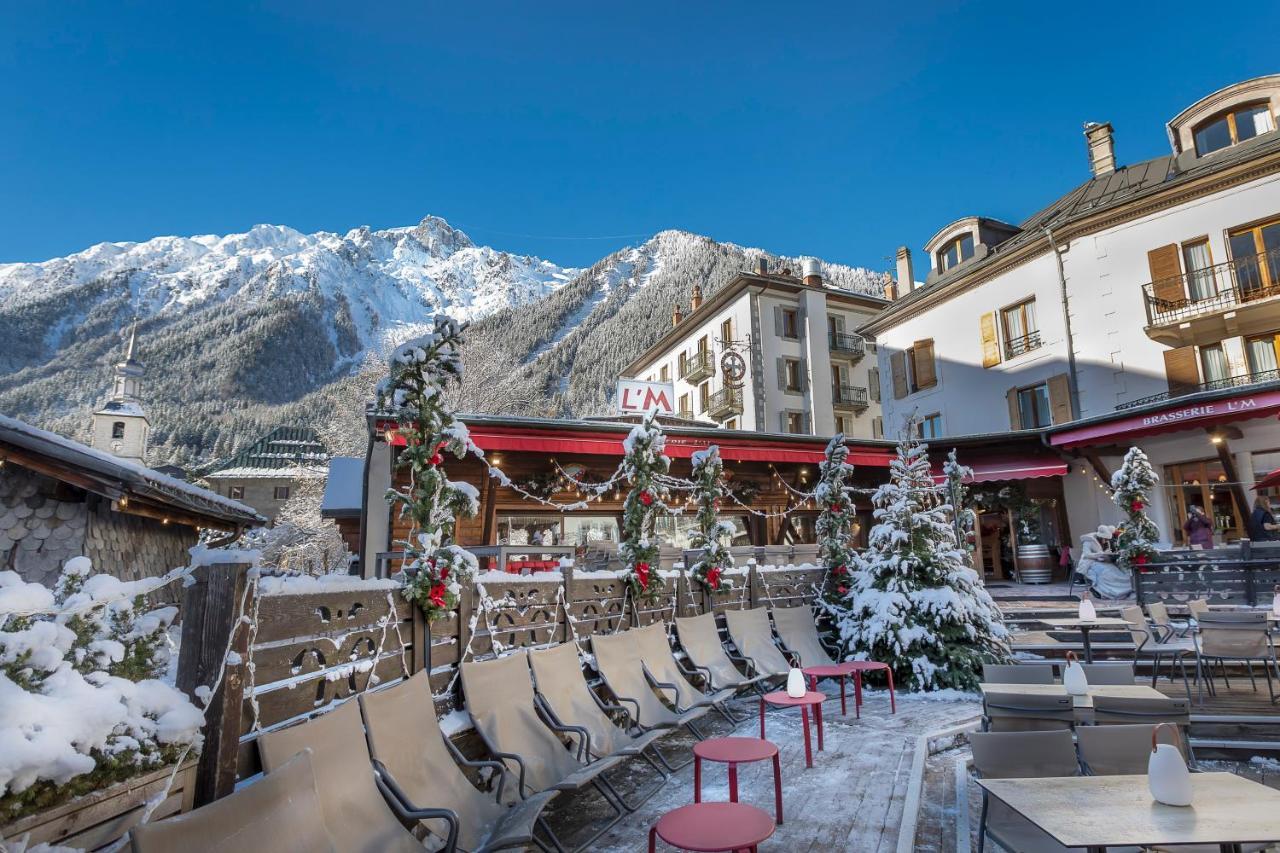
[
  {"x1": 1110, "y1": 446, "x2": 1160, "y2": 572},
  {"x1": 815, "y1": 434, "x2": 855, "y2": 598},
  {"x1": 619, "y1": 414, "x2": 671, "y2": 602},
  {"x1": 377, "y1": 316, "x2": 480, "y2": 621},
  {"x1": 689, "y1": 446, "x2": 734, "y2": 591}
]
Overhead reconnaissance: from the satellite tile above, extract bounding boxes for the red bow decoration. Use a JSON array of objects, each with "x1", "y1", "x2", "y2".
[
  {"x1": 639, "y1": 491, "x2": 654, "y2": 506},
  {"x1": 1131, "y1": 500, "x2": 1144, "y2": 512},
  {"x1": 428, "y1": 583, "x2": 447, "y2": 608},
  {"x1": 833, "y1": 566, "x2": 847, "y2": 577},
  {"x1": 706, "y1": 566, "x2": 722, "y2": 590},
  {"x1": 1133, "y1": 553, "x2": 1149, "y2": 566},
  {"x1": 837, "y1": 585, "x2": 849, "y2": 595},
  {"x1": 830, "y1": 502, "x2": 841, "y2": 512},
  {"x1": 439, "y1": 565, "x2": 450, "y2": 581},
  {"x1": 635, "y1": 562, "x2": 651, "y2": 589}
]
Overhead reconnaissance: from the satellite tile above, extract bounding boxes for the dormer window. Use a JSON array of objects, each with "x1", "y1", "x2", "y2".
[
  {"x1": 1193, "y1": 102, "x2": 1274, "y2": 155},
  {"x1": 936, "y1": 233, "x2": 975, "y2": 272}
]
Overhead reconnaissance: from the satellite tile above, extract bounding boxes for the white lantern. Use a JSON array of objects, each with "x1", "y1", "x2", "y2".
[
  {"x1": 1148, "y1": 723, "x2": 1192, "y2": 807},
  {"x1": 1078, "y1": 594, "x2": 1096, "y2": 623},
  {"x1": 786, "y1": 667, "x2": 807, "y2": 699},
  {"x1": 1062, "y1": 651, "x2": 1089, "y2": 696}
]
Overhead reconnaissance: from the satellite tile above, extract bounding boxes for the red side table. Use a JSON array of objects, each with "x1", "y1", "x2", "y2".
[
  {"x1": 802, "y1": 663, "x2": 859, "y2": 716},
  {"x1": 759, "y1": 690, "x2": 825, "y2": 768},
  {"x1": 845, "y1": 661, "x2": 896, "y2": 715},
  {"x1": 693, "y1": 737, "x2": 784, "y2": 824},
  {"x1": 648, "y1": 802, "x2": 775, "y2": 852}
]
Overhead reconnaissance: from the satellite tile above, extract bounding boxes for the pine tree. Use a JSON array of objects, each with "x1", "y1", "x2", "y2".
[
  {"x1": 943, "y1": 449, "x2": 977, "y2": 559},
  {"x1": 834, "y1": 432, "x2": 1011, "y2": 691},
  {"x1": 377, "y1": 316, "x2": 480, "y2": 621},
  {"x1": 688, "y1": 446, "x2": 734, "y2": 591},
  {"x1": 815, "y1": 434, "x2": 855, "y2": 597},
  {"x1": 619, "y1": 414, "x2": 671, "y2": 602},
  {"x1": 1110, "y1": 447, "x2": 1160, "y2": 571}
]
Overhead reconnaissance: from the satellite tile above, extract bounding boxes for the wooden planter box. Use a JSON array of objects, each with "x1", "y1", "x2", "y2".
[{"x1": 1, "y1": 761, "x2": 197, "y2": 851}]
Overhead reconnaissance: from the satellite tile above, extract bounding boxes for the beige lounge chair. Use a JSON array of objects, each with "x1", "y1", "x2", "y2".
[
  {"x1": 981, "y1": 691, "x2": 1074, "y2": 733},
  {"x1": 771, "y1": 605, "x2": 840, "y2": 667},
  {"x1": 257, "y1": 700, "x2": 441, "y2": 853},
  {"x1": 724, "y1": 607, "x2": 793, "y2": 678},
  {"x1": 361, "y1": 670, "x2": 559, "y2": 852},
  {"x1": 981, "y1": 663, "x2": 1054, "y2": 685},
  {"x1": 591, "y1": 629, "x2": 710, "y2": 736},
  {"x1": 1193, "y1": 610, "x2": 1279, "y2": 705},
  {"x1": 674, "y1": 612, "x2": 768, "y2": 692},
  {"x1": 1078, "y1": 662, "x2": 1134, "y2": 684},
  {"x1": 631, "y1": 622, "x2": 737, "y2": 719},
  {"x1": 131, "y1": 750, "x2": 336, "y2": 853}
]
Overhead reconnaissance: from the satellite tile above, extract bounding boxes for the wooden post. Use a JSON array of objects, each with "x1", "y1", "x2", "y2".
[
  {"x1": 457, "y1": 584, "x2": 473, "y2": 668},
  {"x1": 176, "y1": 561, "x2": 253, "y2": 807},
  {"x1": 748, "y1": 562, "x2": 759, "y2": 608},
  {"x1": 410, "y1": 600, "x2": 428, "y2": 675},
  {"x1": 561, "y1": 562, "x2": 574, "y2": 644}
]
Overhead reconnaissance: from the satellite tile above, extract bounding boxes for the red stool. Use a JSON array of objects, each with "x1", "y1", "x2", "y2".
[
  {"x1": 759, "y1": 690, "x2": 825, "y2": 768},
  {"x1": 693, "y1": 737, "x2": 784, "y2": 824},
  {"x1": 648, "y1": 801, "x2": 775, "y2": 852},
  {"x1": 846, "y1": 661, "x2": 896, "y2": 715},
  {"x1": 802, "y1": 663, "x2": 860, "y2": 716}
]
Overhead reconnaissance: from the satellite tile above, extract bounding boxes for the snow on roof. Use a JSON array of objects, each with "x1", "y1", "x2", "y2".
[
  {"x1": 321, "y1": 457, "x2": 364, "y2": 518},
  {"x1": 93, "y1": 400, "x2": 147, "y2": 418},
  {"x1": 0, "y1": 413, "x2": 264, "y2": 525},
  {"x1": 205, "y1": 465, "x2": 327, "y2": 480}
]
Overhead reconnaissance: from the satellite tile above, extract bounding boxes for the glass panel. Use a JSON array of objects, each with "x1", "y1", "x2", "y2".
[
  {"x1": 1022, "y1": 298, "x2": 1037, "y2": 332},
  {"x1": 1182, "y1": 241, "x2": 1215, "y2": 300},
  {"x1": 1205, "y1": 459, "x2": 1240, "y2": 540},
  {"x1": 958, "y1": 234, "x2": 975, "y2": 262},
  {"x1": 1247, "y1": 336, "x2": 1279, "y2": 375},
  {"x1": 1234, "y1": 105, "x2": 1272, "y2": 142},
  {"x1": 1200, "y1": 344, "x2": 1228, "y2": 383},
  {"x1": 1230, "y1": 231, "x2": 1264, "y2": 295},
  {"x1": 1018, "y1": 385, "x2": 1051, "y2": 428},
  {"x1": 1254, "y1": 449, "x2": 1280, "y2": 501},
  {"x1": 1003, "y1": 304, "x2": 1026, "y2": 340},
  {"x1": 498, "y1": 515, "x2": 562, "y2": 546},
  {"x1": 1194, "y1": 116, "x2": 1233, "y2": 154},
  {"x1": 1262, "y1": 223, "x2": 1280, "y2": 288},
  {"x1": 562, "y1": 515, "x2": 619, "y2": 546}
]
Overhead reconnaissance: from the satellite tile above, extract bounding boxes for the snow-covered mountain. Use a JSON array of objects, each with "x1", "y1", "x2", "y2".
[{"x1": 0, "y1": 217, "x2": 887, "y2": 463}]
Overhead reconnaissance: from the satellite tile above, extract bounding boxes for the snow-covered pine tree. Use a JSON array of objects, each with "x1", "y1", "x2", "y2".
[
  {"x1": 378, "y1": 315, "x2": 480, "y2": 621},
  {"x1": 619, "y1": 414, "x2": 671, "y2": 602},
  {"x1": 835, "y1": 431, "x2": 1011, "y2": 691},
  {"x1": 688, "y1": 446, "x2": 734, "y2": 591},
  {"x1": 1110, "y1": 447, "x2": 1160, "y2": 571},
  {"x1": 815, "y1": 434, "x2": 855, "y2": 596}
]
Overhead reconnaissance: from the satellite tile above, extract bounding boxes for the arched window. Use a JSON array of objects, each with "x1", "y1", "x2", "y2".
[
  {"x1": 111, "y1": 421, "x2": 126, "y2": 439},
  {"x1": 936, "y1": 232, "x2": 975, "y2": 272},
  {"x1": 1193, "y1": 102, "x2": 1275, "y2": 155}
]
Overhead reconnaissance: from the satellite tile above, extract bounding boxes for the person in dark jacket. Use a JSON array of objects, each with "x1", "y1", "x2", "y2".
[
  {"x1": 1248, "y1": 495, "x2": 1279, "y2": 542},
  {"x1": 1183, "y1": 504, "x2": 1214, "y2": 548}
]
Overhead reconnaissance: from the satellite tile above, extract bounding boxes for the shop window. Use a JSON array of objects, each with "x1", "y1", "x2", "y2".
[
  {"x1": 1164, "y1": 459, "x2": 1244, "y2": 545},
  {"x1": 498, "y1": 514, "x2": 619, "y2": 547},
  {"x1": 936, "y1": 232, "x2": 975, "y2": 272},
  {"x1": 916, "y1": 412, "x2": 943, "y2": 439},
  {"x1": 655, "y1": 514, "x2": 749, "y2": 548},
  {"x1": 1193, "y1": 102, "x2": 1275, "y2": 155},
  {"x1": 273, "y1": 485, "x2": 291, "y2": 500},
  {"x1": 228, "y1": 485, "x2": 245, "y2": 500}
]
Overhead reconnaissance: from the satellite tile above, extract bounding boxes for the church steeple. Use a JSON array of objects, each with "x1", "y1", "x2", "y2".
[{"x1": 91, "y1": 321, "x2": 150, "y2": 463}]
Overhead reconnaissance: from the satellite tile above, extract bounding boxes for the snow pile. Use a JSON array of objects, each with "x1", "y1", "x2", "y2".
[{"x1": 258, "y1": 573, "x2": 400, "y2": 596}]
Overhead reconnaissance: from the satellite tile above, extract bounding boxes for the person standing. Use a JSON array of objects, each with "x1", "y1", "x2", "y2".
[
  {"x1": 1183, "y1": 504, "x2": 1213, "y2": 549},
  {"x1": 1248, "y1": 495, "x2": 1279, "y2": 542}
]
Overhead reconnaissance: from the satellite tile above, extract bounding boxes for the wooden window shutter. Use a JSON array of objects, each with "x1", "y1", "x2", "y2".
[
  {"x1": 1006, "y1": 387, "x2": 1022, "y2": 430},
  {"x1": 1047, "y1": 373, "x2": 1073, "y2": 424},
  {"x1": 912, "y1": 339, "x2": 937, "y2": 389},
  {"x1": 868, "y1": 367, "x2": 881, "y2": 402},
  {"x1": 778, "y1": 412, "x2": 788, "y2": 432},
  {"x1": 802, "y1": 412, "x2": 812, "y2": 434},
  {"x1": 890, "y1": 351, "x2": 908, "y2": 399},
  {"x1": 1147, "y1": 244, "x2": 1186, "y2": 304},
  {"x1": 799, "y1": 358, "x2": 809, "y2": 390},
  {"x1": 773, "y1": 306, "x2": 784, "y2": 337},
  {"x1": 1163, "y1": 345, "x2": 1200, "y2": 394},
  {"x1": 979, "y1": 312, "x2": 1001, "y2": 368}
]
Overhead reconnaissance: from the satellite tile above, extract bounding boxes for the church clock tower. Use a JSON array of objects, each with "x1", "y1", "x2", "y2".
[{"x1": 90, "y1": 323, "x2": 150, "y2": 463}]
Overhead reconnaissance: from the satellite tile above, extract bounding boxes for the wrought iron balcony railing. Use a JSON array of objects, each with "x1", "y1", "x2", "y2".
[
  {"x1": 706, "y1": 387, "x2": 744, "y2": 420},
  {"x1": 833, "y1": 384, "x2": 870, "y2": 410},
  {"x1": 829, "y1": 331, "x2": 866, "y2": 360},
  {"x1": 1143, "y1": 248, "x2": 1280, "y2": 326},
  {"x1": 680, "y1": 349, "x2": 716, "y2": 383},
  {"x1": 1115, "y1": 369, "x2": 1280, "y2": 411},
  {"x1": 1004, "y1": 330, "x2": 1042, "y2": 359}
]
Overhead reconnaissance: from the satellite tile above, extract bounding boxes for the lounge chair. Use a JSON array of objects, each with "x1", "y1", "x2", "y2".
[
  {"x1": 591, "y1": 629, "x2": 710, "y2": 737},
  {"x1": 981, "y1": 691, "x2": 1074, "y2": 733},
  {"x1": 1078, "y1": 662, "x2": 1134, "y2": 685},
  {"x1": 631, "y1": 622, "x2": 738, "y2": 720},
  {"x1": 131, "y1": 750, "x2": 337, "y2": 853},
  {"x1": 360, "y1": 670, "x2": 559, "y2": 852},
  {"x1": 257, "y1": 700, "x2": 447, "y2": 853},
  {"x1": 723, "y1": 607, "x2": 793, "y2": 679},
  {"x1": 674, "y1": 612, "x2": 769, "y2": 693},
  {"x1": 461, "y1": 651, "x2": 629, "y2": 852},
  {"x1": 771, "y1": 605, "x2": 840, "y2": 668},
  {"x1": 981, "y1": 663, "x2": 1054, "y2": 685}
]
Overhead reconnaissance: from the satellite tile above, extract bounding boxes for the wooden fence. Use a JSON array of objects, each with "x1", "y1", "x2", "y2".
[{"x1": 1135, "y1": 542, "x2": 1280, "y2": 606}]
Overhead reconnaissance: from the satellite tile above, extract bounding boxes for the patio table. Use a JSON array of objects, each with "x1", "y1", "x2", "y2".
[
  {"x1": 1038, "y1": 616, "x2": 1130, "y2": 663},
  {"x1": 977, "y1": 772, "x2": 1280, "y2": 852},
  {"x1": 802, "y1": 664, "x2": 857, "y2": 716},
  {"x1": 844, "y1": 660, "x2": 896, "y2": 715},
  {"x1": 693, "y1": 737, "x2": 783, "y2": 824},
  {"x1": 979, "y1": 681, "x2": 1166, "y2": 709},
  {"x1": 759, "y1": 690, "x2": 825, "y2": 768},
  {"x1": 648, "y1": 801, "x2": 775, "y2": 852}
]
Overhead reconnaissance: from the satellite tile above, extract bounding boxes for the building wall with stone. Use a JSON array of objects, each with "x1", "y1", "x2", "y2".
[{"x1": 203, "y1": 475, "x2": 304, "y2": 524}]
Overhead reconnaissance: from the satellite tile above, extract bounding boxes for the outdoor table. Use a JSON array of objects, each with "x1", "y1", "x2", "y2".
[
  {"x1": 647, "y1": 801, "x2": 775, "y2": 852},
  {"x1": 802, "y1": 664, "x2": 857, "y2": 716},
  {"x1": 977, "y1": 772, "x2": 1280, "y2": 852},
  {"x1": 759, "y1": 690, "x2": 825, "y2": 768},
  {"x1": 692, "y1": 737, "x2": 783, "y2": 824},
  {"x1": 844, "y1": 660, "x2": 896, "y2": 715},
  {"x1": 978, "y1": 682, "x2": 1166, "y2": 710},
  {"x1": 1038, "y1": 616, "x2": 1130, "y2": 663}
]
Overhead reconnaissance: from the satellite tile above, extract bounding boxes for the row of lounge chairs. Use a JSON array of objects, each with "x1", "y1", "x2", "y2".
[{"x1": 130, "y1": 604, "x2": 843, "y2": 853}]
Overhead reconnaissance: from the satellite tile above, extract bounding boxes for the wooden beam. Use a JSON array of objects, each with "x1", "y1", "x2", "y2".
[
  {"x1": 1079, "y1": 448, "x2": 1112, "y2": 486},
  {"x1": 1208, "y1": 430, "x2": 1251, "y2": 534}
]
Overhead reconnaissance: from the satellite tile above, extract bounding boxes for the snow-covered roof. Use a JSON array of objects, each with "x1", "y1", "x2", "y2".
[
  {"x1": 203, "y1": 425, "x2": 328, "y2": 476},
  {"x1": 93, "y1": 400, "x2": 147, "y2": 418},
  {"x1": 320, "y1": 457, "x2": 364, "y2": 518},
  {"x1": 205, "y1": 465, "x2": 327, "y2": 480},
  {"x1": 0, "y1": 413, "x2": 264, "y2": 528}
]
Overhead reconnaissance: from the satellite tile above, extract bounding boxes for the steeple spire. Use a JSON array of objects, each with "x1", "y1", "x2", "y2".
[
  {"x1": 124, "y1": 319, "x2": 138, "y2": 363},
  {"x1": 91, "y1": 319, "x2": 150, "y2": 463}
]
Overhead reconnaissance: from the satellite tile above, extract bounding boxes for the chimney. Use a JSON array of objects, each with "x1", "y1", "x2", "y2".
[
  {"x1": 883, "y1": 280, "x2": 898, "y2": 301},
  {"x1": 672, "y1": 304, "x2": 684, "y2": 326},
  {"x1": 802, "y1": 257, "x2": 822, "y2": 287},
  {"x1": 1084, "y1": 122, "x2": 1116, "y2": 177},
  {"x1": 754, "y1": 257, "x2": 768, "y2": 275},
  {"x1": 690, "y1": 284, "x2": 704, "y2": 311},
  {"x1": 894, "y1": 246, "x2": 913, "y2": 296}
]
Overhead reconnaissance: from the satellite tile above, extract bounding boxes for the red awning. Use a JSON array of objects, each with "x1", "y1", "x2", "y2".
[
  {"x1": 962, "y1": 457, "x2": 1069, "y2": 483},
  {"x1": 1049, "y1": 388, "x2": 1280, "y2": 449},
  {"x1": 1255, "y1": 466, "x2": 1280, "y2": 491}
]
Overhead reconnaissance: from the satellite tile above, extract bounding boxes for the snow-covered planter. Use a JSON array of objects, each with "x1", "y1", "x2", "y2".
[{"x1": 0, "y1": 559, "x2": 203, "y2": 824}]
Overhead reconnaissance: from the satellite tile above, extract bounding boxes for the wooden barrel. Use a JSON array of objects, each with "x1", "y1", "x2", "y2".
[{"x1": 1016, "y1": 544, "x2": 1055, "y2": 584}]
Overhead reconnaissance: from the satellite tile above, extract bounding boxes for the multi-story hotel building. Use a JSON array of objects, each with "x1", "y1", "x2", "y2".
[{"x1": 621, "y1": 260, "x2": 888, "y2": 438}]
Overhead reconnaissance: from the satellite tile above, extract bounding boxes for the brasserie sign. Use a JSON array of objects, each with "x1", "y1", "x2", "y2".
[{"x1": 1140, "y1": 396, "x2": 1258, "y2": 427}]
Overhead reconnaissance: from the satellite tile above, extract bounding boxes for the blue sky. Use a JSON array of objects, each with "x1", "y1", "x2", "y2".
[{"x1": 2, "y1": 1, "x2": 1277, "y2": 273}]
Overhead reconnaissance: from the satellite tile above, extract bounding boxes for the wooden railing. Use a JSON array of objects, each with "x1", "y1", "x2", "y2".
[{"x1": 1133, "y1": 541, "x2": 1280, "y2": 606}]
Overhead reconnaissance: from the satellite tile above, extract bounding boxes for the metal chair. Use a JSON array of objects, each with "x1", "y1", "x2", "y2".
[
  {"x1": 1122, "y1": 605, "x2": 1195, "y2": 697},
  {"x1": 981, "y1": 663, "x2": 1055, "y2": 684},
  {"x1": 630, "y1": 622, "x2": 738, "y2": 721},
  {"x1": 981, "y1": 691, "x2": 1074, "y2": 733},
  {"x1": 1079, "y1": 663, "x2": 1135, "y2": 685},
  {"x1": 673, "y1": 611, "x2": 769, "y2": 693},
  {"x1": 771, "y1": 604, "x2": 841, "y2": 668},
  {"x1": 1193, "y1": 610, "x2": 1280, "y2": 705},
  {"x1": 723, "y1": 606, "x2": 793, "y2": 679}
]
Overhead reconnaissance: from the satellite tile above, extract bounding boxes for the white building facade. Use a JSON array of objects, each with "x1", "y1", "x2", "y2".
[{"x1": 621, "y1": 260, "x2": 888, "y2": 439}]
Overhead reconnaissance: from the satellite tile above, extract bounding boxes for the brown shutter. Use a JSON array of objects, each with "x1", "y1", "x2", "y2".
[
  {"x1": 980, "y1": 312, "x2": 1001, "y2": 368},
  {"x1": 1007, "y1": 387, "x2": 1022, "y2": 430},
  {"x1": 1148, "y1": 244, "x2": 1186, "y2": 305},
  {"x1": 890, "y1": 351, "x2": 908, "y2": 399},
  {"x1": 912, "y1": 339, "x2": 937, "y2": 389},
  {"x1": 1047, "y1": 373, "x2": 1073, "y2": 424},
  {"x1": 1163, "y1": 345, "x2": 1200, "y2": 394}
]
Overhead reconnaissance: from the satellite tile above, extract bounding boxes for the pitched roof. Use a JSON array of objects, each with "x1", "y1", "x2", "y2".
[{"x1": 204, "y1": 426, "x2": 328, "y2": 477}]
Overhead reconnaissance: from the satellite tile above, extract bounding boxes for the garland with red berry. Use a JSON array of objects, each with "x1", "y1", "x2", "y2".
[
  {"x1": 1110, "y1": 446, "x2": 1160, "y2": 572},
  {"x1": 619, "y1": 414, "x2": 671, "y2": 603},
  {"x1": 688, "y1": 446, "x2": 734, "y2": 592},
  {"x1": 816, "y1": 434, "x2": 856, "y2": 599},
  {"x1": 378, "y1": 316, "x2": 480, "y2": 621}
]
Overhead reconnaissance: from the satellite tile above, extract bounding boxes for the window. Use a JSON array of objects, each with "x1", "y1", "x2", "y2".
[
  {"x1": 905, "y1": 339, "x2": 937, "y2": 391},
  {"x1": 111, "y1": 421, "x2": 126, "y2": 439},
  {"x1": 659, "y1": 364, "x2": 670, "y2": 382},
  {"x1": 1182, "y1": 239, "x2": 1216, "y2": 301},
  {"x1": 228, "y1": 485, "x2": 245, "y2": 500},
  {"x1": 835, "y1": 415, "x2": 849, "y2": 435},
  {"x1": 936, "y1": 233, "x2": 975, "y2": 272},
  {"x1": 783, "y1": 358, "x2": 803, "y2": 392},
  {"x1": 868, "y1": 367, "x2": 881, "y2": 402},
  {"x1": 1001, "y1": 298, "x2": 1040, "y2": 358},
  {"x1": 725, "y1": 418, "x2": 738, "y2": 430},
  {"x1": 699, "y1": 382, "x2": 711, "y2": 412},
  {"x1": 678, "y1": 352, "x2": 688, "y2": 377},
  {"x1": 720, "y1": 317, "x2": 733, "y2": 343},
  {"x1": 780, "y1": 308, "x2": 799, "y2": 339},
  {"x1": 1246, "y1": 334, "x2": 1279, "y2": 377},
  {"x1": 678, "y1": 393, "x2": 691, "y2": 417},
  {"x1": 785, "y1": 411, "x2": 805, "y2": 434},
  {"x1": 697, "y1": 335, "x2": 709, "y2": 355},
  {"x1": 872, "y1": 416, "x2": 884, "y2": 439},
  {"x1": 1228, "y1": 217, "x2": 1280, "y2": 297},
  {"x1": 273, "y1": 485, "x2": 291, "y2": 501},
  {"x1": 1193, "y1": 103, "x2": 1275, "y2": 155},
  {"x1": 1016, "y1": 383, "x2": 1053, "y2": 429},
  {"x1": 917, "y1": 413, "x2": 943, "y2": 439},
  {"x1": 1200, "y1": 343, "x2": 1229, "y2": 385}
]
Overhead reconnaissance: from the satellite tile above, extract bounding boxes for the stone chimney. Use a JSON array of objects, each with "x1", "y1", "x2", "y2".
[
  {"x1": 883, "y1": 280, "x2": 898, "y2": 301},
  {"x1": 690, "y1": 284, "x2": 703, "y2": 311},
  {"x1": 893, "y1": 246, "x2": 913, "y2": 297},
  {"x1": 802, "y1": 257, "x2": 822, "y2": 287},
  {"x1": 1084, "y1": 122, "x2": 1116, "y2": 177},
  {"x1": 754, "y1": 257, "x2": 768, "y2": 275},
  {"x1": 672, "y1": 304, "x2": 684, "y2": 326}
]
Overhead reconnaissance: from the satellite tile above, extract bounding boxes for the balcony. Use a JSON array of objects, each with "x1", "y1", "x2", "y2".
[
  {"x1": 1115, "y1": 368, "x2": 1280, "y2": 411},
  {"x1": 706, "y1": 387, "x2": 743, "y2": 420},
  {"x1": 680, "y1": 349, "x2": 716, "y2": 383},
  {"x1": 675, "y1": 409, "x2": 694, "y2": 421},
  {"x1": 1004, "y1": 330, "x2": 1042, "y2": 359},
  {"x1": 833, "y1": 384, "x2": 870, "y2": 411},
  {"x1": 829, "y1": 331, "x2": 866, "y2": 361},
  {"x1": 1142, "y1": 249, "x2": 1280, "y2": 346}
]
